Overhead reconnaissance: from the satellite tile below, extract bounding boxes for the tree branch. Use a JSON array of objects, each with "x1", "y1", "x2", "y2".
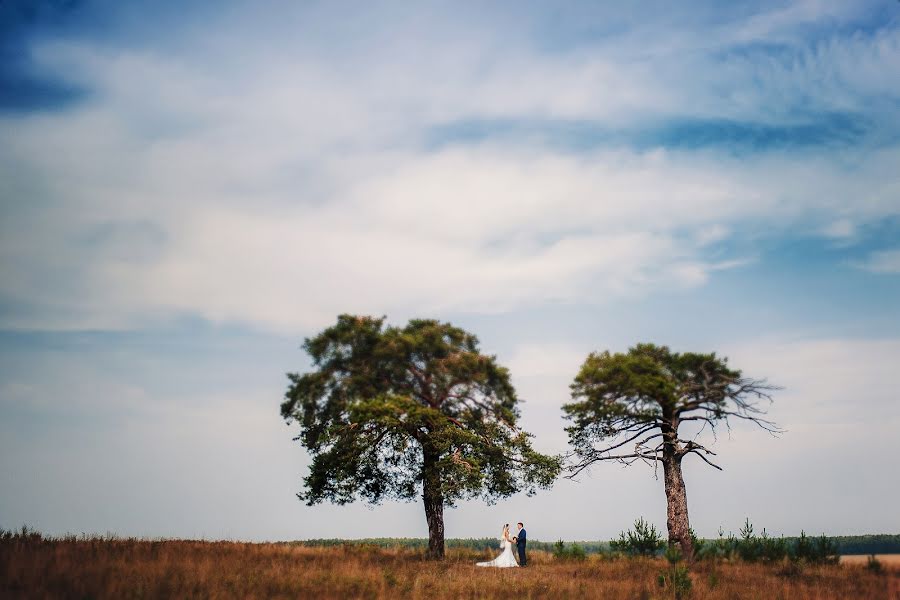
[
  {"x1": 679, "y1": 440, "x2": 723, "y2": 470},
  {"x1": 566, "y1": 450, "x2": 663, "y2": 479}
]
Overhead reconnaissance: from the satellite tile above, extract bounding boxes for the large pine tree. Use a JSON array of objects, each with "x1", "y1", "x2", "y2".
[
  {"x1": 281, "y1": 315, "x2": 560, "y2": 559},
  {"x1": 563, "y1": 343, "x2": 779, "y2": 561}
]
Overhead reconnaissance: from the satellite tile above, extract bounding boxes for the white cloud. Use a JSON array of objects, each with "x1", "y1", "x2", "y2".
[
  {"x1": 1, "y1": 3, "x2": 899, "y2": 333},
  {"x1": 504, "y1": 342, "x2": 591, "y2": 380},
  {"x1": 852, "y1": 249, "x2": 900, "y2": 274},
  {"x1": 821, "y1": 219, "x2": 856, "y2": 240}
]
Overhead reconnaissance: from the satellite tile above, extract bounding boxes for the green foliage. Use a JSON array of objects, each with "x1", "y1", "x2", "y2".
[
  {"x1": 664, "y1": 544, "x2": 682, "y2": 565},
  {"x1": 291, "y1": 537, "x2": 610, "y2": 554},
  {"x1": 783, "y1": 530, "x2": 838, "y2": 565},
  {"x1": 290, "y1": 528, "x2": 885, "y2": 560},
  {"x1": 610, "y1": 518, "x2": 665, "y2": 557},
  {"x1": 830, "y1": 534, "x2": 900, "y2": 555},
  {"x1": 553, "y1": 540, "x2": 587, "y2": 561},
  {"x1": 702, "y1": 527, "x2": 729, "y2": 560},
  {"x1": 281, "y1": 315, "x2": 560, "y2": 508},
  {"x1": 706, "y1": 570, "x2": 720, "y2": 589},
  {"x1": 805, "y1": 532, "x2": 840, "y2": 565},
  {"x1": 688, "y1": 528, "x2": 705, "y2": 557},
  {"x1": 563, "y1": 343, "x2": 766, "y2": 460},
  {"x1": 696, "y1": 520, "x2": 840, "y2": 565},
  {"x1": 658, "y1": 546, "x2": 692, "y2": 599}
]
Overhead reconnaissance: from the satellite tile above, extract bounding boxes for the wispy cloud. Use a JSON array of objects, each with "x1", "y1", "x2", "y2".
[{"x1": 852, "y1": 248, "x2": 900, "y2": 274}]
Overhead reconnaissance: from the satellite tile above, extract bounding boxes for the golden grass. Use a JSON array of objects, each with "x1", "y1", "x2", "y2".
[
  {"x1": 842, "y1": 554, "x2": 900, "y2": 566},
  {"x1": 2, "y1": 537, "x2": 899, "y2": 599}
]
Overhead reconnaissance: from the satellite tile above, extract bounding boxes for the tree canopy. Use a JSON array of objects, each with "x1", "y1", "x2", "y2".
[
  {"x1": 281, "y1": 315, "x2": 559, "y2": 558},
  {"x1": 562, "y1": 343, "x2": 779, "y2": 559}
]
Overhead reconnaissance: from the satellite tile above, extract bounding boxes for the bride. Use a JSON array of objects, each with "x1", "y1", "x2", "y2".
[{"x1": 476, "y1": 524, "x2": 519, "y2": 568}]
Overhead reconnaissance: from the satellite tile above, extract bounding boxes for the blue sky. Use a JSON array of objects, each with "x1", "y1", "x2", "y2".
[{"x1": 1, "y1": 0, "x2": 899, "y2": 541}]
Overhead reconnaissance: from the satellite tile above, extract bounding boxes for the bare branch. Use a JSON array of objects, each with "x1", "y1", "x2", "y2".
[
  {"x1": 685, "y1": 448, "x2": 723, "y2": 470},
  {"x1": 678, "y1": 439, "x2": 724, "y2": 470},
  {"x1": 589, "y1": 425, "x2": 660, "y2": 454},
  {"x1": 565, "y1": 450, "x2": 663, "y2": 479}
]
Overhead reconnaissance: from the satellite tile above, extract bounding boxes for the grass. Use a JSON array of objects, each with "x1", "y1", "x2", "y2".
[{"x1": 2, "y1": 531, "x2": 898, "y2": 599}]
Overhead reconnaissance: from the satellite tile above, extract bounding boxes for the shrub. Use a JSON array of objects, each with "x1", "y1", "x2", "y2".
[
  {"x1": 657, "y1": 546, "x2": 692, "y2": 599},
  {"x1": 811, "y1": 533, "x2": 840, "y2": 565},
  {"x1": 553, "y1": 540, "x2": 587, "y2": 561},
  {"x1": 610, "y1": 518, "x2": 665, "y2": 557},
  {"x1": 792, "y1": 531, "x2": 839, "y2": 565},
  {"x1": 722, "y1": 523, "x2": 840, "y2": 566},
  {"x1": 794, "y1": 530, "x2": 812, "y2": 560},
  {"x1": 736, "y1": 518, "x2": 762, "y2": 562},
  {"x1": 695, "y1": 526, "x2": 733, "y2": 561},
  {"x1": 688, "y1": 528, "x2": 706, "y2": 557},
  {"x1": 759, "y1": 529, "x2": 788, "y2": 563}
]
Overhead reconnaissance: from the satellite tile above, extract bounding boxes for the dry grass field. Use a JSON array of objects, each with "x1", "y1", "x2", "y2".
[
  {"x1": 2, "y1": 536, "x2": 899, "y2": 599},
  {"x1": 842, "y1": 554, "x2": 900, "y2": 566}
]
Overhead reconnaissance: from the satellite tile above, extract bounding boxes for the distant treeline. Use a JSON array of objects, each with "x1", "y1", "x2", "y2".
[
  {"x1": 285, "y1": 537, "x2": 607, "y2": 553},
  {"x1": 291, "y1": 534, "x2": 900, "y2": 556},
  {"x1": 828, "y1": 534, "x2": 900, "y2": 555}
]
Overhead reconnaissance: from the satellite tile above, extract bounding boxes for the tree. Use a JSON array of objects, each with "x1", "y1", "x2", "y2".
[
  {"x1": 562, "y1": 343, "x2": 779, "y2": 561},
  {"x1": 281, "y1": 315, "x2": 560, "y2": 559}
]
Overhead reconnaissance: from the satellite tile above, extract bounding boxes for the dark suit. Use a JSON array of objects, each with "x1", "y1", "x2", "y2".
[{"x1": 516, "y1": 528, "x2": 527, "y2": 566}]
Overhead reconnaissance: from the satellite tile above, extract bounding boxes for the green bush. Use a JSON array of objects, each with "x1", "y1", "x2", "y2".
[
  {"x1": 657, "y1": 546, "x2": 692, "y2": 599},
  {"x1": 688, "y1": 528, "x2": 706, "y2": 557},
  {"x1": 702, "y1": 520, "x2": 840, "y2": 565},
  {"x1": 610, "y1": 518, "x2": 665, "y2": 557},
  {"x1": 553, "y1": 540, "x2": 587, "y2": 561},
  {"x1": 792, "y1": 530, "x2": 839, "y2": 565}
]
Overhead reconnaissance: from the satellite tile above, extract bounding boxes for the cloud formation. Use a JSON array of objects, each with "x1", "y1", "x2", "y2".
[{"x1": 1, "y1": 1, "x2": 898, "y2": 332}]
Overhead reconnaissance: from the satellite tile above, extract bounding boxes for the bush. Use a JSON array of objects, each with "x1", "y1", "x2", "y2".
[
  {"x1": 688, "y1": 528, "x2": 706, "y2": 557},
  {"x1": 695, "y1": 527, "x2": 733, "y2": 561},
  {"x1": 553, "y1": 540, "x2": 587, "y2": 561},
  {"x1": 657, "y1": 546, "x2": 692, "y2": 599},
  {"x1": 759, "y1": 530, "x2": 788, "y2": 563},
  {"x1": 610, "y1": 518, "x2": 665, "y2": 557},
  {"x1": 711, "y1": 520, "x2": 839, "y2": 565},
  {"x1": 792, "y1": 530, "x2": 839, "y2": 565}
]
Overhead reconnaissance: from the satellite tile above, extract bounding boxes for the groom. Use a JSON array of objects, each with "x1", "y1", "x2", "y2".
[{"x1": 515, "y1": 522, "x2": 527, "y2": 567}]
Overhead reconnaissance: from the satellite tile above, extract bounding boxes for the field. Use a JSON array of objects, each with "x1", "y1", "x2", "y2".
[
  {"x1": 842, "y1": 554, "x2": 900, "y2": 566},
  {"x1": 2, "y1": 535, "x2": 899, "y2": 599}
]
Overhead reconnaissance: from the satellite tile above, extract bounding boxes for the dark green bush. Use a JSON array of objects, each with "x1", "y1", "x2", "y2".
[
  {"x1": 792, "y1": 530, "x2": 839, "y2": 565},
  {"x1": 700, "y1": 520, "x2": 840, "y2": 565},
  {"x1": 610, "y1": 518, "x2": 665, "y2": 557},
  {"x1": 553, "y1": 540, "x2": 587, "y2": 561}
]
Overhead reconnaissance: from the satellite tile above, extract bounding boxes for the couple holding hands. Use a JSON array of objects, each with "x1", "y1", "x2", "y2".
[{"x1": 476, "y1": 522, "x2": 527, "y2": 568}]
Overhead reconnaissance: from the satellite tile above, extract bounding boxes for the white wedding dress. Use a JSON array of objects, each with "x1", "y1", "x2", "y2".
[{"x1": 476, "y1": 534, "x2": 519, "y2": 568}]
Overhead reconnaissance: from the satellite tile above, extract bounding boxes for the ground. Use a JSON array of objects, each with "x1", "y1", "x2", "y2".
[{"x1": 2, "y1": 537, "x2": 898, "y2": 599}]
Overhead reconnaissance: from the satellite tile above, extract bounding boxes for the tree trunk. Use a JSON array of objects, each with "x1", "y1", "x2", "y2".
[
  {"x1": 662, "y1": 453, "x2": 694, "y2": 561},
  {"x1": 422, "y1": 445, "x2": 445, "y2": 560}
]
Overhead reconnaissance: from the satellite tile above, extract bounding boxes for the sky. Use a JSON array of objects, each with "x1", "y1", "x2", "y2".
[{"x1": 1, "y1": 0, "x2": 899, "y2": 542}]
